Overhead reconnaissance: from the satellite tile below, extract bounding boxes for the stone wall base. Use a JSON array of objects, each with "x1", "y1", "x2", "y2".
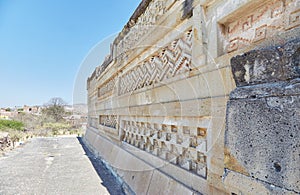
[{"x1": 83, "y1": 128, "x2": 202, "y2": 195}]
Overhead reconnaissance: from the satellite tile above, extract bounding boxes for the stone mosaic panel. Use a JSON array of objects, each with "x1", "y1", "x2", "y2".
[
  {"x1": 119, "y1": 29, "x2": 193, "y2": 95},
  {"x1": 224, "y1": 0, "x2": 300, "y2": 52},
  {"x1": 98, "y1": 77, "x2": 116, "y2": 98},
  {"x1": 99, "y1": 115, "x2": 118, "y2": 129},
  {"x1": 122, "y1": 120, "x2": 207, "y2": 178},
  {"x1": 116, "y1": 0, "x2": 167, "y2": 58}
]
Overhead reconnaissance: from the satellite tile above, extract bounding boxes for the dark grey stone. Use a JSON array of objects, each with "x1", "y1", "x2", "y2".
[
  {"x1": 230, "y1": 78, "x2": 300, "y2": 100},
  {"x1": 226, "y1": 95, "x2": 300, "y2": 193},
  {"x1": 182, "y1": 0, "x2": 194, "y2": 20},
  {"x1": 231, "y1": 39, "x2": 300, "y2": 87},
  {"x1": 227, "y1": 38, "x2": 300, "y2": 193}
]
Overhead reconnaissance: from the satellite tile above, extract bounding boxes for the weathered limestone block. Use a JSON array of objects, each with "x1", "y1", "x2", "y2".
[
  {"x1": 84, "y1": 128, "x2": 197, "y2": 195},
  {"x1": 226, "y1": 39, "x2": 300, "y2": 193}
]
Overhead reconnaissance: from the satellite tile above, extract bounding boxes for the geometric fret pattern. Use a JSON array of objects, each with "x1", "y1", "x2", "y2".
[
  {"x1": 225, "y1": 0, "x2": 300, "y2": 52},
  {"x1": 119, "y1": 29, "x2": 193, "y2": 95},
  {"x1": 98, "y1": 77, "x2": 116, "y2": 98},
  {"x1": 122, "y1": 120, "x2": 207, "y2": 178},
  {"x1": 116, "y1": 0, "x2": 167, "y2": 58},
  {"x1": 99, "y1": 115, "x2": 118, "y2": 129}
]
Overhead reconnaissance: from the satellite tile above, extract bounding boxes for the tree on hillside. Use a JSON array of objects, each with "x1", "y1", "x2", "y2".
[{"x1": 42, "y1": 97, "x2": 67, "y2": 122}]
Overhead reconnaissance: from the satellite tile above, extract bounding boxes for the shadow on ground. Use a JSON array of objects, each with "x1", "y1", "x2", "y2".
[{"x1": 77, "y1": 137, "x2": 125, "y2": 195}]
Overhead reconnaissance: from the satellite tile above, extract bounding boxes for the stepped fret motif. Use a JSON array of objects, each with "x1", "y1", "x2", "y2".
[
  {"x1": 119, "y1": 30, "x2": 193, "y2": 95},
  {"x1": 116, "y1": 0, "x2": 167, "y2": 57},
  {"x1": 122, "y1": 120, "x2": 207, "y2": 178},
  {"x1": 224, "y1": 0, "x2": 300, "y2": 52},
  {"x1": 99, "y1": 115, "x2": 117, "y2": 129},
  {"x1": 98, "y1": 77, "x2": 116, "y2": 98}
]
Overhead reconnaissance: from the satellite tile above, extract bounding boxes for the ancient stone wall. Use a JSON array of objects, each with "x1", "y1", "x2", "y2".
[
  {"x1": 86, "y1": 0, "x2": 300, "y2": 194},
  {"x1": 226, "y1": 39, "x2": 300, "y2": 194}
]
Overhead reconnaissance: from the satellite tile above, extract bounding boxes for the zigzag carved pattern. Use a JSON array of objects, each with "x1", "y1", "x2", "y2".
[{"x1": 119, "y1": 29, "x2": 193, "y2": 95}]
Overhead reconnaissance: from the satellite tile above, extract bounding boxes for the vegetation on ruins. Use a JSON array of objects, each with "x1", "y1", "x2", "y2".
[
  {"x1": 42, "y1": 97, "x2": 67, "y2": 122},
  {"x1": 0, "y1": 120, "x2": 25, "y2": 148},
  {"x1": 0, "y1": 97, "x2": 85, "y2": 152},
  {"x1": 0, "y1": 120, "x2": 24, "y2": 131}
]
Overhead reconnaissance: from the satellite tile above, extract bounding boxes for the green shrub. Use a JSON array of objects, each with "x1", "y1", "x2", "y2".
[
  {"x1": 43, "y1": 122, "x2": 71, "y2": 136},
  {"x1": 0, "y1": 120, "x2": 24, "y2": 131}
]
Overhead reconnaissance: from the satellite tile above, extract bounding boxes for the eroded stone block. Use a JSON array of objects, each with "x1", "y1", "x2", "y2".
[
  {"x1": 231, "y1": 39, "x2": 300, "y2": 87},
  {"x1": 226, "y1": 95, "x2": 300, "y2": 192},
  {"x1": 226, "y1": 39, "x2": 300, "y2": 193}
]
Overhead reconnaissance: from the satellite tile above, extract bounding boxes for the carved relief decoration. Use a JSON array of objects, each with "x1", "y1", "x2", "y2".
[
  {"x1": 116, "y1": 0, "x2": 167, "y2": 58},
  {"x1": 99, "y1": 115, "x2": 118, "y2": 129},
  {"x1": 95, "y1": 66, "x2": 105, "y2": 80},
  {"x1": 98, "y1": 77, "x2": 116, "y2": 98},
  {"x1": 224, "y1": 0, "x2": 300, "y2": 52},
  {"x1": 119, "y1": 29, "x2": 193, "y2": 95},
  {"x1": 122, "y1": 120, "x2": 207, "y2": 178}
]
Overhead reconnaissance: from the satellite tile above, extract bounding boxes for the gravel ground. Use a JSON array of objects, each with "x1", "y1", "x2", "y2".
[{"x1": 0, "y1": 136, "x2": 125, "y2": 195}]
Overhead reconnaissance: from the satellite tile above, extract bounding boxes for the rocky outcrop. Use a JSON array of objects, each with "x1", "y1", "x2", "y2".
[{"x1": 0, "y1": 132, "x2": 11, "y2": 152}]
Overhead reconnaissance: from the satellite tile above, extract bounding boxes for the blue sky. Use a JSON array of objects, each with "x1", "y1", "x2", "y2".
[{"x1": 0, "y1": 0, "x2": 141, "y2": 107}]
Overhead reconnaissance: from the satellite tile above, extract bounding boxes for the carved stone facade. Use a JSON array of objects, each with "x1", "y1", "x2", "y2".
[
  {"x1": 119, "y1": 29, "x2": 192, "y2": 95},
  {"x1": 99, "y1": 115, "x2": 117, "y2": 129},
  {"x1": 115, "y1": 0, "x2": 168, "y2": 58},
  {"x1": 222, "y1": 0, "x2": 300, "y2": 53},
  {"x1": 122, "y1": 118, "x2": 207, "y2": 178},
  {"x1": 98, "y1": 77, "x2": 116, "y2": 98},
  {"x1": 86, "y1": 0, "x2": 300, "y2": 194}
]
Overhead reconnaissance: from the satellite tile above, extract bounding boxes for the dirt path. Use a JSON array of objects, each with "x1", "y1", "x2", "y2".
[{"x1": 0, "y1": 136, "x2": 124, "y2": 195}]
